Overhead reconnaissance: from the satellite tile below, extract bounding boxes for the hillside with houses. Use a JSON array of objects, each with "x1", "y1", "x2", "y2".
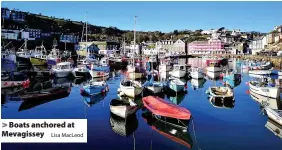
[{"x1": 1, "y1": 7, "x2": 281, "y2": 56}]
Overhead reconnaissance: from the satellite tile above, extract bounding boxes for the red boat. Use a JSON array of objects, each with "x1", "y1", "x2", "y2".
[{"x1": 142, "y1": 96, "x2": 191, "y2": 120}]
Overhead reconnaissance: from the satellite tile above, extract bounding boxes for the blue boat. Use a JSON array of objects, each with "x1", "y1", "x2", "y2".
[
  {"x1": 82, "y1": 93, "x2": 107, "y2": 107},
  {"x1": 81, "y1": 80, "x2": 109, "y2": 96}
]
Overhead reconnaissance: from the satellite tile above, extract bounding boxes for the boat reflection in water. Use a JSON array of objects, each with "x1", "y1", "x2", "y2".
[
  {"x1": 265, "y1": 119, "x2": 282, "y2": 140},
  {"x1": 109, "y1": 113, "x2": 138, "y2": 137},
  {"x1": 142, "y1": 111, "x2": 193, "y2": 149},
  {"x1": 209, "y1": 96, "x2": 235, "y2": 109},
  {"x1": 72, "y1": 77, "x2": 90, "y2": 86},
  {"x1": 166, "y1": 91, "x2": 187, "y2": 105},
  {"x1": 18, "y1": 87, "x2": 71, "y2": 111},
  {"x1": 82, "y1": 92, "x2": 108, "y2": 107},
  {"x1": 249, "y1": 90, "x2": 282, "y2": 110},
  {"x1": 190, "y1": 78, "x2": 206, "y2": 90},
  {"x1": 53, "y1": 77, "x2": 72, "y2": 88}
]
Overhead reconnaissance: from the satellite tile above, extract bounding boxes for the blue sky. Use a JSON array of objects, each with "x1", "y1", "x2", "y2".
[{"x1": 2, "y1": 1, "x2": 282, "y2": 33}]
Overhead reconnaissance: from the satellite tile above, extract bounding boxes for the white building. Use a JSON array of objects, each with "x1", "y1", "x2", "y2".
[
  {"x1": 249, "y1": 36, "x2": 268, "y2": 55},
  {"x1": 172, "y1": 39, "x2": 186, "y2": 54},
  {"x1": 1, "y1": 29, "x2": 20, "y2": 40}
]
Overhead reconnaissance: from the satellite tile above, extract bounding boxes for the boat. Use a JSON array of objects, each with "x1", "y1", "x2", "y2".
[
  {"x1": 118, "y1": 79, "x2": 143, "y2": 98},
  {"x1": 249, "y1": 69, "x2": 275, "y2": 75},
  {"x1": 52, "y1": 77, "x2": 72, "y2": 88},
  {"x1": 278, "y1": 70, "x2": 282, "y2": 76},
  {"x1": 265, "y1": 119, "x2": 282, "y2": 139},
  {"x1": 90, "y1": 57, "x2": 110, "y2": 72},
  {"x1": 80, "y1": 80, "x2": 109, "y2": 96},
  {"x1": 249, "y1": 90, "x2": 281, "y2": 110},
  {"x1": 1, "y1": 50, "x2": 17, "y2": 72},
  {"x1": 72, "y1": 66, "x2": 90, "y2": 78},
  {"x1": 18, "y1": 87, "x2": 71, "y2": 111},
  {"x1": 167, "y1": 91, "x2": 186, "y2": 105},
  {"x1": 142, "y1": 111, "x2": 193, "y2": 149},
  {"x1": 249, "y1": 81, "x2": 280, "y2": 99},
  {"x1": 207, "y1": 86, "x2": 234, "y2": 99},
  {"x1": 1, "y1": 72, "x2": 30, "y2": 89},
  {"x1": 142, "y1": 96, "x2": 191, "y2": 120},
  {"x1": 52, "y1": 62, "x2": 73, "y2": 78},
  {"x1": 166, "y1": 78, "x2": 186, "y2": 92},
  {"x1": 206, "y1": 71, "x2": 221, "y2": 80},
  {"x1": 110, "y1": 99, "x2": 138, "y2": 119},
  {"x1": 265, "y1": 107, "x2": 282, "y2": 126},
  {"x1": 82, "y1": 92, "x2": 107, "y2": 107},
  {"x1": 110, "y1": 113, "x2": 138, "y2": 137},
  {"x1": 33, "y1": 66, "x2": 54, "y2": 78},
  {"x1": 249, "y1": 61, "x2": 272, "y2": 70},
  {"x1": 209, "y1": 96, "x2": 235, "y2": 109},
  {"x1": 126, "y1": 65, "x2": 145, "y2": 80},
  {"x1": 89, "y1": 70, "x2": 110, "y2": 79},
  {"x1": 191, "y1": 78, "x2": 206, "y2": 90},
  {"x1": 144, "y1": 74, "x2": 164, "y2": 94},
  {"x1": 29, "y1": 44, "x2": 48, "y2": 66},
  {"x1": 206, "y1": 62, "x2": 222, "y2": 72},
  {"x1": 190, "y1": 67, "x2": 205, "y2": 79},
  {"x1": 170, "y1": 64, "x2": 187, "y2": 78}
]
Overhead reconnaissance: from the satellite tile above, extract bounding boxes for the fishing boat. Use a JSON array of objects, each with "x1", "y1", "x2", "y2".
[
  {"x1": 72, "y1": 66, "x2": 90, "y2": 78},
  {"x1": 206, "y1": 62, "x2": 222, "y2": 72},
  {"x1": 265, "y1": 107, "x2": 282, "y2": 126},
  {"x1": 207, "y1": 86, "x2": 234, "y2": 99},
  {"x1": 249, "y1": 69, "x2": 275, "y2": 75},
  {"x1": 110, "y1": 113, "x2": 138, "y2": 137},
  {"x1": 249, "y1": 81, "x2": 280, "y2": 99},
  {"x1": 166, "y1": 78, "x2": 186, "y2": 92},
  {"x1": 80, "y1": 80, "x2": 109, "y2": 96},
  {"x1": 190, "y1": 67, "x2": 205, "y2": 79},
  {"x1": 118, "y1": 79, "x2": 143, "y2": 98},
  {"x1": 142, "y1": 96, "x2": 191, "y2": 120},
  {"x1": 265, "y1": 119, "x2": 282, "y2": 139},
  {"x1": 29, "y1": 44, "x2": 48, "y2": 66},
  {"x1": 47, "y1": 44, "x2": 61, "y2": 66},
  {"x1": 249, "y1": 90, "x2": 281, "y2": 110},
  {"x1": 1, "y1": 72, "x2": 30, "y2": 89},
  {"x1": 110, "y1": 99, "x2": 138, "y2": 119},
  {"x1": 52, "y1": 62, "x2": 72, "y2": 78},
  {"x1": 142, "y1": 111, "x2": 193, "y2": 149},
  {"x1": 170, "y1": 64, "x2": 187, "y2": 78},
  {"x1": 90, "y1": 57, "x2": 110, "y2": 72}
]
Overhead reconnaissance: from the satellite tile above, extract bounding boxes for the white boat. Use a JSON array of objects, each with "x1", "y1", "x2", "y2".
[
  {"x1": 265, "y1": 107, "x2": 282, "y2": 126},
  {"x1": 167, "y1": 78, "x2": 186, "y2": 92},
  {"x1": 207, "y1": 86, "x2": 234, "y2": 99},
  {"x1": 90, "y1": 70, "x2": 109, "y2": 78},
  {"x1": 72, "y1": 66, "x2": 90, "y2": 78},
  {"x1": 249, "y1": 90, "x2": 280, "y2": 109},
  {"x1": 190, "y1": 67, "x2": 205, "y2": 79},
  {"x1": 52, "y1": 62, "x2": 72, "y2": 78},
  {"x1": 191, "y1": 78, "x2": 206, "y2": 89},
  {"x1": 206, "y1": 62, "x2": 221, "y2": 72},
  {"x1": 206, "y1": 71, "x2": 220, "y2": 79},
  {"x1": 249, "y1": 69, "x2": 274, "y2": 75},
  {"x1": 110, "y1": 99, "x2": 138, "y2": 119},
  {"x1": 118, "y1": 79, "x2": 143, "y2": 98},
  {"x1": 170, "y1": 64, "x2": 186, "y2": 78},
  {"x1": 249, "y1": 81, "x2": 281, "y2": 99},
  {"x1": 145, "y1": 76, "x2": 164, "y2": 94}
]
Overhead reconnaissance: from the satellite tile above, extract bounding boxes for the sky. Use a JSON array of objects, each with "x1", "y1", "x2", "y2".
[{"x1": 1, "y1": 1, "x2": 282, "y2": 33}]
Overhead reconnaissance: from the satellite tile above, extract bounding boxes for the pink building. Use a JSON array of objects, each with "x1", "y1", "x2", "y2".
[{"x1": 188, "y1": 39, "x2": 226, "y2": 54}]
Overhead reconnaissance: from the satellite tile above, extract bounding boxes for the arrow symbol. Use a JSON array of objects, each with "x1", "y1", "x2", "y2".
[{"x1": 2, "y1": 123, "x2": 7, "y2": 128}]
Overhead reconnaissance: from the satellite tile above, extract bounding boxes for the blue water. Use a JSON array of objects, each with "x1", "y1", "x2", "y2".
[{"x1": 2, "y1": 58, "x2": 282, "y2": 150}]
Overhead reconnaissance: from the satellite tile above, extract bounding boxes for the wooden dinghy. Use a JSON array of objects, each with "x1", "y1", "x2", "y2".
[{"x1": 208, "y1": 86, "x2": 234, "y2": 99}]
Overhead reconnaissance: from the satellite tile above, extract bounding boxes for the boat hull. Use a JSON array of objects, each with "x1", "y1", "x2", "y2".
[
  {"x1": 110, "y1": 105, "x2": 137, "y2": 119},
  {"x1": 53, "y1": 70, "x2": 72, "y2": 78},
  {"x1": 265, "y1": 107, "x2": 282, "y2": 126},
  {"x1": 170, "y1": 70, "x2": 186, "y2": 78},
  {"x1": 191, "y1": 71, "x2": 204, "y2": 79},
  {"x1": 72, "y1": 71, "x2": 90, "y2": 78},
  {"x1": 249, "y1": 70, "x2": 274, "y2": 75},
  {"x1": 249, "y1": 82, "x2": 280, "y2": 99},
  {"x1": 30, "y1": 57, "x2": 47, "y2": 66},
  {"x1": 146, "y1": 85, "x2": 163, "y2": 94}
]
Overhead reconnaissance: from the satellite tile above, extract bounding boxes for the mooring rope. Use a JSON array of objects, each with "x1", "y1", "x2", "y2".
[{"x1": 191, "y1": 117, "x2": 202, "y2": 150}]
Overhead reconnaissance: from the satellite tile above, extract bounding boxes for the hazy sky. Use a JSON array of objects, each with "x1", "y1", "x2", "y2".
[{"x1": 2, "y1": 1, "x2": 282, "y2": 33}]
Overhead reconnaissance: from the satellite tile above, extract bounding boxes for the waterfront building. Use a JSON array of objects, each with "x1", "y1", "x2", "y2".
[
  {"x1": 1, "y1": 29, "x2": 19, "y2": 40},
  {"x1": 188, "y1": 38, "x2": 226, "y2": 55},
  {"x1": 172, "y1": 39, "x2": 187, "y2": 54},
  {"x1": 92, "y1": 41, "x2": 120, "y2": 52},
  {"x1": 41, "y1": 33, "x2": 51, "y2": 37},
  {"x1": 75, "y1": 42, "x2": 100, "y2": 57},
  {"x1": 249, "y1": 36, "x2": 268, "y2": 55},
  {"x1": 155, "y1": 40, "x2": 174, "y2": 51},
  {"x1": 25, "y1": 28, "x2": 41, "y2": 39},
  {"x1": 11, "y1": 10, "x2": 25, "y2": 22},
  {"x1": 60, "y1": 34, "x2": 79, "y2": 43}
]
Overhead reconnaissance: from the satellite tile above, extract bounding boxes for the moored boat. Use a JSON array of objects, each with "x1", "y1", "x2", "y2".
[
  {"x1": 206, "y1": 62, "x2": 222, "y2": 72},
  {"x1": 72, "y1": 66, "x2": 90, "y2": 78},
  {"x1": 142, "y1": 96, "x2": 191, "y2": 120},
  {"x1": 118, "y1": 79, "x2": 143, "y2": 98},
  {"x1": 110, "y1": 99, "x2": 138, "y2": 119},
  {"x1": 249, "y1": 81, "x2": 280, "y2": 99},
  {"x1": 80, "y1": 80, "x2": 109, "y2": 96},
  {"x1": 207, "y1": 86, "x2": 234, "y2": 99},
  {"x1": 249, "y1": 69, "x2": 275, "y2": 75},
  {"x1": 170, "y1": 64, "x2": 187, "y2": 78},
  {"x1": 265, "y1": 107, "x2": 282, "y2": 126},
  {"x1": 190, "y1": 67, "x2": 205, "y2": 79},
  {"x1": 166, "y1": 78, "x2": 186, "y2": 92},
  {"x1": 52, "y1": 62, "x2": 73, "y2": 78}
]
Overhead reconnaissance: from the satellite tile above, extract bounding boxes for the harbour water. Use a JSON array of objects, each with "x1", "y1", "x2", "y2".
[{"x1": 2, "y1": 58, "x2": 282, "y2": 150}]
